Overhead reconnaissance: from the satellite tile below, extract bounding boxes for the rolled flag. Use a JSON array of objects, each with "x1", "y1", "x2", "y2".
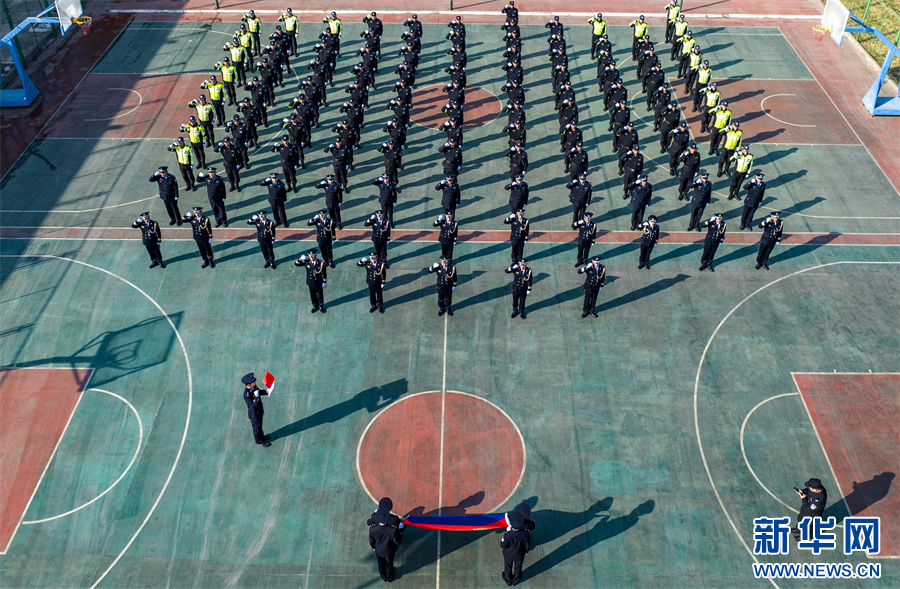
[
  {"x1": 404, "y1": 513, "x2": 508, "y2": 531},
  {"x1": 263, "y1": 371, "x2": 275, "y2": 395}
]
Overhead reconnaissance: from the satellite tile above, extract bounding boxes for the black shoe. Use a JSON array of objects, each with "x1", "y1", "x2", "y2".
[
  {"x1": 264, "y1": 261, "x2": 271, "y2": 268},
  {"x1": 223, "y1": 221, "x2": 228, "y2": 226},
  {"x1": 764, "y1": 265, "x2": 769, "y2": 270},
  {"x1": 177, "y1": 220, "x2": 183, "y2": 226},
  {"x1": 329, "y1": 262, "x2": 334, "y2": 268},
  {"x1": 370, "y1": 305, "x2": 378, "y2": 313},
  {"x1": 511, "y1": 310, "x2": 518, "y2": 318},
  {"x1": 210, "y1": 260, "x2": 215, "y2": 268},
  {"x1": 623, "y1": 194, "x2": 629, "y2": 200},
  {"x1": 638, "y1": 263, "x2": 645, "y2": 269},
  {"x1": 169, "y1": 219, "x2": 176, "y2": 226},
  {"x1": 202, "y1": 261, "x2": 210, "y2": 268},
  {"x1": 149, "y1": 261, "x2": 160, "y2": 268},
  {"x1": 447, "y1": 309, "x2": 453, "y2": 316},
  {"x1": 575, "y1": 261, "x2": 582, "y2": 267},
  {"x1": 699, "y1": 266, "x2": 706, "y2": 271},
  {"x1": 591, "y1": 312, "x2": 598, "y2": 318},
  {"x1": 379, "y1": 306, "x2": 385, "y2": 313},
  {"x1": 646, "y1": 265, "x2": 651, "y2": 270},
  {"x1": 582, "y1": 311, "x2": 589, "y2": 318},
  {"x1": 708, "y1": 267, "x2": 715, "y2": 272},
  {"x1": 520, "y1": 313, "x2": 526, "y2": 320},
  {"x1": 740, "y1": 225, "x2": 746, "y2": 230},
  {"x1": 263, "y1": 435, "x2": 271, "y2": 441},
  {"x1": 311, "y1": 306, "x2": 318, "y2": 313},
  {"x1": 271, "y1": 263, "x2": 276, "y2": 269},
  {"x1": 439, "y1": 309, "x2": 446, "y2": 316},
  {"x1": 216, "y1": 221, "x2": 223, "y2": 227},
  {"x1": 320, "y1": 306, "x2": 326, "y2": 313},
  {"x1": 755, "y1": 263, "x2": 762, "y2": 269},
  {"x1": 258, "y1": 441, "x2": 272, "y2": 447}
]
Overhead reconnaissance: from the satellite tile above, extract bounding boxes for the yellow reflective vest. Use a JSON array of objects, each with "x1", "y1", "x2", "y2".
[
  {"x1": 246, "y1": 16, "x2": 261, "y2": 33},
  {"x1": 281, "y1": 14, "x2": 299, "y2": 32},
  {"x1": 186, "y1": 123, "x2": 207, "y2": 144},
  {"x1": 713, "y1": 108, "x2": 732, "y2": 129},
  {"x1": 174, "y1": 144, "x2": 193, "y2": 165},
  {"x1": 217, "y1": 64, "x2": 237, "y2": 83},
  {"x1": 238, "y1": 31, "x2": 252, "y2": 50},
  {"x1": 226, "y1": 44, "x2": 247, "y2": 64},
  {"x1": 697, "y1": 66, "x2": 713, "y2": 85},
  {"x1": 704, "y1": 89, "x2": 722, "y2": 110},
  {"x1": 724, "y1": 129, "x2": 743, "y2": 150},
  {"x1": 631, "y1": 21, "x2": 648, "y2": 38},
  {"x1": 326, "y1": 18, "x2": 342, "y2": 35},
  {"x1": 666, "y1": 4, "x2": 682, "y2": 21},
  {"x1": 674, "y1": 20, "x2": 689, "y2": 37},
  {"x1": 205, "y1": 81, "x2": 224, "y2": 101},
  {"x1": 193, "y1": 102, "x2": 215, "y2": 122},
  {"x1": 689, "y1": 52, "x2": 703, "y2": 69},
  {"x1": 681, "y1": 37, "x2": 697, "y2": 56},
  {"x1": 589, "y1": 18, "x2": 607, "y2": 36},
  {"x1": 732, "y1": 152, "x2": 753, "y2": 173}
]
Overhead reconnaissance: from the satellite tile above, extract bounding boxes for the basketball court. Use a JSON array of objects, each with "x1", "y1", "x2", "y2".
[{"x1": 0, "y1": 0, "x2": 898, "y2": 586}]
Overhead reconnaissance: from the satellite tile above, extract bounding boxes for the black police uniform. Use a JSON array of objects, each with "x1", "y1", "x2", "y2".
[
  {"x1": 428, "y1": 261, "x2": 458, "y2": 316},
  {"x1": 700, "y1": 218, "x2": 726, "y2": 271},
  {"x1": 273, "y1": 141, "x2": 299, "y2": 190},
  {"x1": 248, "y1": 215, "x2": 276, "y2": 267},
  {"x1": 567, "y1": 179, "x2": 592, "y2": 224},
  {"x1": 436, "y1": 179, "x2": 461, "y2": 215},
  {"x1": 794, "y1": 483, "x2": 828, "y2": 538},
  {"x1": 308, "y1": 213, "x2": 337, "y2": 267},
  {"x1": 132, "y1": 217, "x2": 164, "y2": 267},
  {"x1": 756, "y1": 215, "x2": 783, "y2": 269},
  {"x1": 677, "y1": 150, "x2": 702, "y2": 199},
  {"x1": 622, "y1": 151, "x2": 644, "y2": 197},
  {"x1": 572, "y1": 217, "x2": 596, "y2": 266},
  {"x1": 364, "y1": 214, "x2": 392, "y2": 264},
  {"x1": 261, "y1": 177, "x2": 289, "y2": 227},
  {"x1": 504, "y1": 263, "x2": 533, "y2": 318},
  {"x1": 629, "y1": 180, "x2": 652, "y2": 230},
  {"x1": 741, "y1": 178, "x2": 766, "y2": 230},
  {"x1": 187, "y1": 212, "x2": 215, "y2": 267},
  {"x1": 295, "y1": 255, "x2": 327, "y2": 312},
  {"x1": 504, "y1": 180, "x2": 529, "y2": 215},
  {"x1": 504, "y1": 214, "x2": 529, "y2": 264},
  {"x1": 357, "y1": 257, "x2": 387, "y2": 312},
  {"x1": 433, "y1": 215, "x2": 459, "y2": 259},
  {"x1": 578, "y1": 261, "x2": 606, "y2": 317},
  {"x1": 316, "y1": 178, "x2": 344, "y2": 228},
  {"x1": 242, "y1": 379, "x2": 269, "y2": 445},
  {"x1": 367, "y1": 499, "x2": 404, "y2": 582},
  {"x1": 149, "y1": 172, "x2": 181, "y2": 224},
  {"x1": 199, "y1": 172, "x2": 228, "y2": 226},
  {"x1": 687, "y1": 178, "x2": 712, "y2": 231},
  {"x1": 639, "y1": 221, "x2": 660, "y2": 269}
]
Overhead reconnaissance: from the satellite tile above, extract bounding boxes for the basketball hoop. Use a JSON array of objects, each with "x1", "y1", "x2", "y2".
[
  {"x1": 72, "y1": 15, "x2": 91, "y2": 35},
  {"x1": 812, "y1": 24, "x2": 832, "y2": 42}
]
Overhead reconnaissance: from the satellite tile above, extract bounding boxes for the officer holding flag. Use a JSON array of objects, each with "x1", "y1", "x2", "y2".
[{"x1": 241, "y1": 372, "x2": 270, "y2": 447}]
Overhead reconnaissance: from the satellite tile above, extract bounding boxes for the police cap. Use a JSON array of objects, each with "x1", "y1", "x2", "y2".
[
  {"x1": 648, "y1": 215, "x2": 657, "y2": 221},
  {"x1": 270, "y1": 172, "x2": 279, "y2": 178},
  {"x1": 282, "y1": 134, "x2": 289, "y2": 141},
  {"x1": 584, "y1": 211, "x2": 593, "y2": 218},
  {"x1": 140, "y1": 211, "x2": 150, "y2": 218},
  {"x1": 189, "y1": 115, "x2": 197, "y2": 122},
  {"x1": 207, "y1": 167, "x2": 216, "y2": 173},
  {"x1": 700, "y1": 172, "x2": 710, "y2": 179},
  {"x1": 805, "y1": 478, "x2": 822, "y2": 489},
  {"x1": 241, "y1": 372, "x2": 256, "y2": 385},
  {"x1": 319, "y1": 209, "x2": 328, "y2": 216},
  {"x1": 176, "y1": 137, "x2": 184, "y2": 143},
  {"x1": 308, "y1": 248, "x2": 318, "y2": 256},
  {"x1": 158, "y1": 166, "x2": 168, "y2": 172},
  {"x1": 192, "y1": 206, "x2": 203, "y2": 212},
  {"x1": 591, "y1": 256, "x2": 602, "y2": 262}
]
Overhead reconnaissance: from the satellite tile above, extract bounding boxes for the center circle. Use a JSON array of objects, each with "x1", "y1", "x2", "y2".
[
  {"x1": 356, "y1": 391, "x2": 525, "y2": 516},
  {"x1": 409, "y1": 85, "x2": 502, "y2": 130}
]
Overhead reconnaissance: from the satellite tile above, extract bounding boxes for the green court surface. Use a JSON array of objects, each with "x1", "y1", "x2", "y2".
[{"x1": 0, "y1": 20, "x2": 898, "y2": 589}]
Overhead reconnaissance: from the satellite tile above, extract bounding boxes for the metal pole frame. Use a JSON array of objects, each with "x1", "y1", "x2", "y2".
[
  {"x1": 0, "y1": 5, "x2": 62, "y2": 107},
  {"x1": 846, "y1": 12, "x2": 900, "y2": 115}
]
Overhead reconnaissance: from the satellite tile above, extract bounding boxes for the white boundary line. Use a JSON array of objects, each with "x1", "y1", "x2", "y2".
[
  {"x1": 693, "y1": 260, "x2": 900, "y2": 586},
  {"x1": 22, "y1": 388, "x2": 144, "y2": 525},
  {"x1": 84, "y1": 88, "x2": 144, "y2": 122},
  {"x1": 109, "y1": 9, "x2": 822, "y2": 20},
  {"x1": 435, "y1": 313, "x2": 448, "y2": 589},
  {"x1": 759, "y1": 94, "x2": 817, "y2": 128},
  {"x1": 0, "y1": 254, "x2": 194, "y2": 588},
  {"x1": 0, "y1": 367, "x2": 94, "y2": 555}
]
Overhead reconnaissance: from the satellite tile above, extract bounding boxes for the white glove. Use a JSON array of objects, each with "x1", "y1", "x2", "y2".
[
  {"x1": 452, "y1": 286, "x2": 456, "y2": 291},
  {"x1": 323, "y1": 281, "x2": 327, "y2": 287},
  {"x1": 360, "y1": 257, "x2": 368, "y2": 263},
  {"x1": 431, "y1": 262, "x2": 439, "y2": 269},
  {"x1": 526, "y1": 289, "x2": 531, "y2": 295},
  {"x1": 300, "y1": 254, "x2": 307, "y2": 262}
]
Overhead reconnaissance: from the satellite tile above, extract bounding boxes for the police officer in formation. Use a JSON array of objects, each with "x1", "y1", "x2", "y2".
[
  {"x1": 295, "y1": 248, "x2": 327, "y2": 313},
  {"x1": 504, "y1": 259, "x2": 533, "y2": 319},
  {"x1": 364, "y1": 210, "x2": 392, "y2": 266},
  {"x1": 196, "y1": 167, "x2": 228, "y2": 226},
  {"x1": 628, "y1": 175, "x2": 652, "y2": 231},
  {"x1": 183, "y1": 206, "x2": 215, "y2": 268},
  {"x1": 699, "y1": 213, "x2": 727, "y2": 272},
  {"x1": 131, "y1": 212, "x2": 165, "y2": 268},
  {"x1": 433, "y1": 212, "x2": 459, "y2": 260},
  {"x1": 728, "y1": 145, "x2": 754, "y2": 200},
  {"x1": 756, "y1": 211, "x2": 783, "y2": 270},
  {"x1": 357, "y1": 252, "x2": 387, "y2": 313},
  {"x1": 638, "y1": 215, "x2": 660, "y2": 269},
  {"x1": 241, "y1": 372, "x2": 270, "y2": 447},
  {"x1": 578, "y1": 256, "x2": 606, "y2": 318},
  {"x1": 686, "y1": 172, "x2": 712, "y2": 231},
  {"x1": 149, "y1": 166, "x2": 182, "y2": 225},
  {"x1": 504, "y1": 209, "x2": 530, "y2": 265},
  {"x1": 572, "y1": 211, "x2": 596, "y2": 267},
  {"x1": 307, "y1": 210, "x2": 337, "y2": 268},
  {"x1": 741, "y1": 172, "x2": 767, "y2": 230},
  {"x1": 260, "y1": 172, "x2": 289, "y2": 227},
  {"x1": 505, "y1": 174, "x2": 529, "y2": 215},
  {"x1": 248, "y1": 210, "x2": 276, "y2": 269},
  {"x1": 566, "y1": 173, "x2": 592, "y2": 224},
  {"x1": 168, "y1": 137, "x2": 195, "y2": 191},
  {"x1": 428, "y1": 256, "x2": 457, "y2": 317},
  {"x1": 316, "y1": 174, "x2": 344, "y2": 229}
]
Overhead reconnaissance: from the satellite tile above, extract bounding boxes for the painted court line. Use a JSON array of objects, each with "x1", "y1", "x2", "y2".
[
  {"x1": 693, "y1": 261, "x2": 900, "y2": 586},
  {"x1": 0, "y1": 368, "x2": 93, "y2": 556},
  {"x1": 0, "y1": 254, "x2": 194, "y2": 588},
  {"x1": 435, "y1": 313, "x2": 449, "y2": 589},
  {"x1": 760, "y1": 94, "x2": 817, "y2": 128},
  {"x1": 83, "y1": 88, "x2": 143, "y2": 122},
  {"x1": 22, "y1": 388, "x2": 144, "y2": 525}
]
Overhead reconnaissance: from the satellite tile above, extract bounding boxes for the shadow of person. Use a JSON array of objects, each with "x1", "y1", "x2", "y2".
[
  {"x1": 522, "y1": 500, "x2": 655, "y2": 582},
  {"x1": 825, "y1": 472, "x2": 896, "y2": 522},
  {"x1": 267, "y1": 379, "x2": 408, "y2": 442}
]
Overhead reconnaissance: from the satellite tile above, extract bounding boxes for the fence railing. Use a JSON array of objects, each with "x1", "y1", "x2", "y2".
[{"x1": 839, "y1": 0, "x2": 900, "y2": 85}]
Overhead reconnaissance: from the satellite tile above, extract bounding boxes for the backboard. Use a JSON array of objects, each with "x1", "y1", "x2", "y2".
[
  {"x1": 55, "y1": 0, "x2": 83, "y2": 35},
  {"x1": 821, "y1": 0, "x2": 851, "y2": 45}
]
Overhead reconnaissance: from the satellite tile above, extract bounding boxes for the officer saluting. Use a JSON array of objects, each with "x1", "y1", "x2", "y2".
[
  {"x1": 295, "y1": 248, "x2": 328, "y2": 313},
  {"x1": 260, "y1": 172, "x2": 289, "y2": 228},
  {"x1": 503, "y1": 209, "x2": 530, "y2": 265},
  {"x1": 638, "y1": 215, "x2": 660, "y2": 269},
  {"x1": 571, "y1": 211, "x2": 596, "y2": 267},
  {"x1": 364, "y1": 210, "x2": 392, "y2": 266},
  {"x1": 241, "y1": 372, "x2": 270, "y2": 447},
  {"x1": 428, "y1": 256, "x2": 457, "y2": 317},
  {"x1": 740, "y1": 172, "x2": 766, "y2": 230},
  {"x1": 183, "y1": 207, "x2": 215, "y2": 268},
  {"x1": 628, "y1": 175, "x2": 652, "y2": 230},
  {"x1": 686, "y1": 172, "x2": 712, "y2": 231},
  {"x1": 307, "y1": 210, "x2": 337, "y2": 268},
  {"x1": 357, "y1": 252, "x2": 387, "y2": 313},
  {"x1": 699, "y1": 213, "x2": 726, "y2": 272},
  {"x1": 504, "y1": 258, "x2": 533, "y2": 319},
  {"x1": 247, "y1": 210, "x2": 277, "y2": 269},
  {"x1": 578, "y1": 256, "x2": 606, "y2": 318},
  {"x1": 756, "y1": 211, "x2": 783, "y2": 270},
  {"x1": 131, "y1": 212, "x2": 165, "y2": 268},
  {"x1": 196, "y1": 167, "x2": 228, "y2": 227},
  {"x1": 148, "y1": 166, "x2": 182, "y2": 225},
  {"x1": 433, "y1": 212, "x2": 459, "y2": 260}
]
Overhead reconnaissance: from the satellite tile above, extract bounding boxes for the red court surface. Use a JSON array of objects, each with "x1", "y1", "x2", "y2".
[
  {"x1": 358, "y1": 391, "x2": 525, "y2": 516},
  {"x1": 680, "y1": 79, "x2": 860, "y2": 146},
  {"x1": 43, "y1": 73, "x2": 203, "y2": 140},
  {"x1": 410, "y1": 85, "x2": 501, "y2": 130},
  {"x1": 0, "y1": 367, "x2": 93, "y2": 554},
  {"x1": 794, "y1": 372, "x2": 900, "y2": 558}
]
